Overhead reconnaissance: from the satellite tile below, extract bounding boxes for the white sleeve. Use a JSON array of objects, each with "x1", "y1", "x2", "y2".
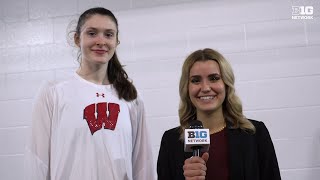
[
  {"x1": 24, "y1": 82, "x2": 54, "y2": 180},
  {"x1": 131, "y1": 96, "x2": 156, "y2": 180}
]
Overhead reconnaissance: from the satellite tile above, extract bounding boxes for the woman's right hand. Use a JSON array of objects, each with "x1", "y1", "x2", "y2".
[{"x1": 183, "y1": 152, "x2": 209, "y2": 180}]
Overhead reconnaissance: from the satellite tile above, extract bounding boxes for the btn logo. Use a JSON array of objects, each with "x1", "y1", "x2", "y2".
[
  {"x1": 292, "y1": 6, "x2": 313, "y2": 20},
  {"x1": 187, "y1": 130, "x2": 208, "y2": 138},
  {"x1": 184, "y1": 129, "x2": 210, "y2": 152}
]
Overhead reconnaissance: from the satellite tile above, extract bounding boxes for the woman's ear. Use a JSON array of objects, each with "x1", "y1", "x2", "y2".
[{"x1": 74, "y1": 33, "x2": 80, "y2": 47}]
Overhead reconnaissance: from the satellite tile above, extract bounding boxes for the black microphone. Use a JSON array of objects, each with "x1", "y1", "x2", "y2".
[{"x1": 184, "y1": 120, "x2": 210, "y2": 156}]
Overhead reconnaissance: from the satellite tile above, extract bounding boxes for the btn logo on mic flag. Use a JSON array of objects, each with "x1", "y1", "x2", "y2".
[
  {"x1": 184, "y1": 129, "x2": 210, "y2": 152},
  {"x1": 187, "y1": 130, "x2": 208, "y2": 142}
]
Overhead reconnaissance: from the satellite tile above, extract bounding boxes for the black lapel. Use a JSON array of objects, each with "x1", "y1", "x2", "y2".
[{"x1": 227, "y1": 127, "x2": 244, "y2": 180}]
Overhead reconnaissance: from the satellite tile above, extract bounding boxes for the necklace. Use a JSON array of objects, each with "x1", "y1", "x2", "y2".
[{"x1": 211, "y1": 123, "x2": 226, "y2": 134}]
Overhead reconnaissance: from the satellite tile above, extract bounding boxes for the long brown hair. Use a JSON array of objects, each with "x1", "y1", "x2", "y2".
[
  {"x1": 179, "y1": 48, "x2": 255, "y2": 139},
  {"x1": 74, "y1": 7, "x2": 137, "y2": 101}
]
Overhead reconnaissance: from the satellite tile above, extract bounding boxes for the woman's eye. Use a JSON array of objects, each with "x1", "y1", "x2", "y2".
[
  {"x1": 190, "y1": 78, "x2": 200, "y2": 84},
  {"x1": 210, "y1": 75, "x2": 220, "y2": 81},
  {"x1": 87, "y1": 31, "x2": 96, "y2": 36},
  {"x1": 105, "y1": 32, "x2": 114, "y2": 38}
]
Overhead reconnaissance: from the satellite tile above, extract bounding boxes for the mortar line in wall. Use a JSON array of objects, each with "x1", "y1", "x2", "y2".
[
  {"x1": 1, "y1": 68, "x2": 71, "y2": 76},
  {"x1": 124, "y1": 56, "x2": 185, "y2": 64},
  {"x1": 0, "y1": 98, "x2": 33, "y2": 103},
  {"x1": 195, "y1": 18, "x2": 279, "y2": 30},
  {"x1": 124, "y1": 44, "x2": 320, "y2": 65},
  {"x1": 0, "y1": 97, "x2": 36, "y2": 101},
  {"x1": 273, "y1": 136, "x2": 313, "y2": 141},
  {"x1": 228, "y1": 16, "x2": 319, "y2": 30},
  {"x1": 186, "y1": 31, "x2": 190, "y2": 52},
  {"x1": 0, "y1": 154, "x2": 24, "y2": 157},
  {"x1": 243, "y1": 24, "x2": 248, "y2": 51},
  {"x1": 139, "y1": 87, "x2": 177, "y2": 92},
  {"x1": 27, "y1": 0, "x2": 30, "y2": 21},
  {"x1": 27, "y1": 43, "x2": 31, "y2": 71},
  {"x1": 0, "y1": 126, "x2": 29, "y2": 130},
  {"x1": 244, "y1": 104, "x2": 320, "y2": 112},
  {"x1": 245, "y1": 17, "x2": 310, "y2": 26},
  {"x1": 2, "y1": 70, "x2": 47, "y2": 76},
  {"x1": 243, "y1": 45, "x2": 307, "y2": 54},
  {"x1": 130, "y1": 0, "x2": 133, "y2": 8},
  {"x1": 146, "y1": 115, "x2": 179, "y2": 119},
  {"x1": 76, "y1": 0, "x2": 79, "y2": 15},
  {"x1": 281, "y1": 166, "x2": 320, "y2": 171},
  {"x1": 304, "y1": 19, "x2": 309, "y2": 45},
  {"x1": 52, "y1": 17, "x2": 55, "y2": 44},
  {"x1": 242, "y1": 43, "x2": 320, "y2": 54},
  {"x1": 237, "y1": 73, "x2": 320, "y2": 84},
  {"x1": 1, "y1": 65, "x2": 77, "y2": 76}
]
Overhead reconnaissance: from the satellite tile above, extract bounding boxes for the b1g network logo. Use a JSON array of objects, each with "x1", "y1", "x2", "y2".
[{"x1": 292, "y1": 6, "x2": 314, "y2": 20}]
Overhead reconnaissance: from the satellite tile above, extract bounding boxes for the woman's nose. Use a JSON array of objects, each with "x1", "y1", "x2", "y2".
[
  {"x1": 201, "y1": 82, "x2": 211, "y2": 92},
  {"x1": 96, "y1": 36, "x2": 107, "y2": 46},
  {"x1": 96, "y1": 41, "x2": 106, "y2": 46}
]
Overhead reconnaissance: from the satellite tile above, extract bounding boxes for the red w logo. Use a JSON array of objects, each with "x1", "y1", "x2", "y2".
[{"x1": 83, "y1": 102, "x2": 120, "y2": 135}]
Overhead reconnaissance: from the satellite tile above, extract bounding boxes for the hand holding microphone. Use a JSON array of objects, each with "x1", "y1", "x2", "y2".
[
  {"x1": 183, "y1": 153, "x2": 209, "y2": 179},
  {"x1": 183, "y1": 120, "x2": 210, "y2": 179}
]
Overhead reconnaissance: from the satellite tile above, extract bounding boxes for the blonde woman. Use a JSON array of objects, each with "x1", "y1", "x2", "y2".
[{"x1": 157, "y1": 48, "x2": 281, "y2": 180}]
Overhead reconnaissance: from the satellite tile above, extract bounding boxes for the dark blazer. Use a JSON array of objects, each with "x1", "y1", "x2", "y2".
[{"x1": 157, "y1": 120, "x2": 281, "y2": 180}]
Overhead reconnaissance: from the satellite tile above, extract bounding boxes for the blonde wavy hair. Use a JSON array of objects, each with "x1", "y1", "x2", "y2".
[{"x1": 178, "y1": 48, "x2": 255, "y2": 139}]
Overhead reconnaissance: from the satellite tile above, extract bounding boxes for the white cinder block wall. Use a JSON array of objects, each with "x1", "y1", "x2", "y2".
[{"x1": 1, "y1": 0, "x2": 320, "y2": 179}]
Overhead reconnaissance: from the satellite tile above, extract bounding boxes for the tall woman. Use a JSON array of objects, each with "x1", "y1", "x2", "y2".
[{"x1": 25, "y1": 7, "x2": 155, "y2": 180}]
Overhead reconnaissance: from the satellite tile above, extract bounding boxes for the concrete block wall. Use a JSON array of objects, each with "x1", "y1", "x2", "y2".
[{"x1": 0, "y1": 0, "x2": 319, "y2": 179}]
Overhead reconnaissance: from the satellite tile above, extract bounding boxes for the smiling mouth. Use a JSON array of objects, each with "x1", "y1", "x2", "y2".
[
  {"x1": 93, "y1": 50, "x2": 107, "y2": 54},
  {"x1": 199, "y1": 96, "x2": 215, "y2": 100}
]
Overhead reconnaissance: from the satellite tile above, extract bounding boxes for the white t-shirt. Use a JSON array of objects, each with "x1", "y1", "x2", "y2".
[{"x1": 25, "y1": 73, "x2": 155, "y2": 180}]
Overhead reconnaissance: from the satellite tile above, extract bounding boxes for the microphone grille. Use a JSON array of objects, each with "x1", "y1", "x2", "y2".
[{"x1": 189, "y1": 120, "x2": 203, "y2": 129}]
